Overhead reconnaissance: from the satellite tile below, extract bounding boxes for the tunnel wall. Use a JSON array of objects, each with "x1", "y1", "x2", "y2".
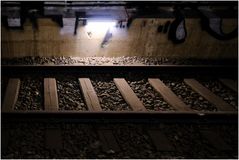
[{"x1": 1, "y1": 18, "x2": 238, "y2": 58}]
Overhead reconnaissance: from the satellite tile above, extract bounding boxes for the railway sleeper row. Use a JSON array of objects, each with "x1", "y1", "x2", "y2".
[
  {"x1": 2, "y1": 122, "x2": 237, "y2": 158},
  {"x1": 2, "y1": 77, "x2": 237, "y2": 115}
]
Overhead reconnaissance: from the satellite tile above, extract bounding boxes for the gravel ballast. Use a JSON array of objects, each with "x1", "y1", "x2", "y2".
[
  {"x1": 56, "y1": 76, "x2": 87, "y2": 111},
  {"x1": 90, "y1": 75, "x2": 131, "y2": 111},
  {"x1": 161, "y1": 77, "x2": 218, "y2": 111},
  {"x1": 15, "y1": 77, "x2": 43, "y2": 110},
  {"x1": 126, "y1": 76, "x2": 174, "y2": 111},
  {"x1": 1, "y1": 121, "x2": 238, "y2": 159},
  {"x1": 198, "y1": 79, "x2": 238, "y2": 110},
  {"x1": 2, "y1": 56, "x2": 236, "y2": 66}
]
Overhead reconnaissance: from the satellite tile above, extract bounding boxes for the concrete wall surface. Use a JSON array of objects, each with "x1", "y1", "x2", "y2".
[{"x1": 1, "y1": 18, "x2": 238, "y2": 58}]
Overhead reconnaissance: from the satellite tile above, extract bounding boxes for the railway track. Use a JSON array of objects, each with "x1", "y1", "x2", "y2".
[
  {"x1": 1, "y1": 64, "x2": 238, "y2": 159},
  {"x1": 1, "y1": 65, "x2": 238, "y2": 120}
]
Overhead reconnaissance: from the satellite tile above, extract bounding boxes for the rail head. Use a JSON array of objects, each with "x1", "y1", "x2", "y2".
[
  {"x1": 2, "y1": 110, "x2": 237, "y2": 116},
  {"x1": 2, "y1": 64, "x2": 237, "y2": 77},
  {"x1": 2, "y1": 110, "x2": 237, "y2": 124}
]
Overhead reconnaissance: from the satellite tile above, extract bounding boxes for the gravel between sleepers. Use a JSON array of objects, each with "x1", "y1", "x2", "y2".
[
  {"x1": 126, "y1": 77, "x2": 174, "y2": 111},
  {"x1": 161, "y1": 77, "x2": 218, "y2": 111},
  {"x1": 198, "y1": 79, "x2": 238, "y2": 110},
  {"x1": 90, "y1": 75, "x2": 131, "y2": 111},
  {"x1": 14, "y1": 77, "x2": 43, "y2": 110},
  {"x1": 56, "y1": 76, "x2": 87, "y2": 111}
]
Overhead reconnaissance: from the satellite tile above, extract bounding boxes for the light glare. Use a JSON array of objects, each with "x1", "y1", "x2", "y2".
[{"x1": 86, "y1": 21, "x2": 116, "y2": 32}]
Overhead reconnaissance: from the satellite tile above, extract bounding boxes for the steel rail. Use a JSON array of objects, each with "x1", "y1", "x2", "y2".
[
  {"x1": 2, "y1": 110, "x2": 237, "y2": 118},
  {"x1": 2, "y1": 65, "x2": 237, "y2": 77}
]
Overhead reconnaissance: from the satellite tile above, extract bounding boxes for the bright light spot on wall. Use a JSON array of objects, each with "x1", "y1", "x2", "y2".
[{"x1": 86, "y1": 20, "x2": 116, "y2": 33}]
